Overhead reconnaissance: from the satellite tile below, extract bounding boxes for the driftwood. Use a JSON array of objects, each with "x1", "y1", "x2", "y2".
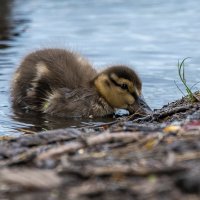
[
  {"x1": 0, "y1": 93, "x2": 200, "y2": 199},
  {"x1": 132, "y1": 104, "x2": 195, "y2": 123},
  {"x1": 37, "y1": 131, "x2": 140, "y2": 160},
  {"x1": 0, "y1": 168, "x2": 61, "y2": 189}
]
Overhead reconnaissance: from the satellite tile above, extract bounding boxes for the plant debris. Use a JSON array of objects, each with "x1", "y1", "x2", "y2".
[{"x1": 0, "y1": 92, "x2": 200, "y2": 200}]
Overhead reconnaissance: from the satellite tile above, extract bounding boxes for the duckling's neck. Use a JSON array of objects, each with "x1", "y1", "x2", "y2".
[{"x1": 93, "y1": 74, "x2": 124, "y2": 109}]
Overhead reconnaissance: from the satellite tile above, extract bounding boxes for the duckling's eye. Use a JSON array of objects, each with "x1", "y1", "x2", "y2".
[{"x1": 121, "y1": 84, "x2": 128, "y2": 90}]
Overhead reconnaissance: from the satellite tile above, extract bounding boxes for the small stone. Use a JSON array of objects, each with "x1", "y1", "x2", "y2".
[{"x1": 114, "y1": 109, "x2": 129, "y2": 117}]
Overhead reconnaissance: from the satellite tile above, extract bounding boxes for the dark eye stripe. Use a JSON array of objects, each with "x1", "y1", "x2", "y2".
[
  {"x1": 109, "y1": 76, "x2": 122, "y2": 88},
  {"x1": 121, "y1": 84, "x2": 128, "y2": 90},
  {"x1": 109, "y1": 75, "x2": 138, "y2": 97}
]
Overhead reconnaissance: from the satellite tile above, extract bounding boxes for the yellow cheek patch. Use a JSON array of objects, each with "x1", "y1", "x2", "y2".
[
  {"x1": 94, "y1": 73, "x2": 139, "y2": 108},
  {"x1": 94, "y1": 74, "x2": 110, "y2": 95},
  {"x1": 128, "y1": 95, "x2": 135, "y2": 104}
]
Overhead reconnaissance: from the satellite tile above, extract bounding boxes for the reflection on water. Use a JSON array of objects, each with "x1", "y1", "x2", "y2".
[
  {"x1": 0, "y1": 0, "x2": 13, "y2": 43},
  {"x1": 12, "y1": 111, "x2": 114, "y2": 133},
  {"x1": 0, "y1": 0, "x2": 200, "y2": 135}
]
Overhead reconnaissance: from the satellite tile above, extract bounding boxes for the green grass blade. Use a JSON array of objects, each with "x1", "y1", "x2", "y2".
[{"x1": 176, "y1": 57, "x2": 197, "y2": 102}]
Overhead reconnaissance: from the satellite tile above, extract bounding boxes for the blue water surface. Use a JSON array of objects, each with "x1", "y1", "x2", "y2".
[{"x1": 0, "y1": 0, "x2": 200, "y2": 135}]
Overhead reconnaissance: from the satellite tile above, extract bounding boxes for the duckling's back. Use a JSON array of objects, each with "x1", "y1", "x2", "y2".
[{"x1": 11, "y1": 48, "x2": 97, "y2": 112}]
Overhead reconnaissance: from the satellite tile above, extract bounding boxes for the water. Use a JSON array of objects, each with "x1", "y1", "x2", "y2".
[{"x1": 1, "y1": 0, "x2": 200, "y2": 135}]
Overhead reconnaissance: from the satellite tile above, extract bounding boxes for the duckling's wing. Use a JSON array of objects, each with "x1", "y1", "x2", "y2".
[
  {"x1": 41, "y1": 88, "x2": 95, "y2": 117},
  {"x1": 41, "y1": 87, "x2": 114, "y2": 118}
]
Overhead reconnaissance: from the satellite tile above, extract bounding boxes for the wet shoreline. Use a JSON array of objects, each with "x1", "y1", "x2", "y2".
[
  {"x1": 1, "y1": 0, "x2": 200, "y2": 135},
  {"x1": 0, "y1": 93, "x2": 200, "y2": 199}
]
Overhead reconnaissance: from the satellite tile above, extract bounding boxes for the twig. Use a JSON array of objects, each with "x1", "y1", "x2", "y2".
[
  {"x1": 36, "y1": 132, "x2": 140, "y2": 161},
  {"x1": 79, "y1": 120, "x2": 119, "y2": 129},
  {"x1": 133, "y1": 105, "x2": 193, "y2": 123},
  {"x1": 176, "y1": 151, "x2": 200, "y2": 162},
  {"x1": 0, "y1": 168, "x2": 60, "y2": 189},
  {"x1": 58, "y1": 163, "x2": 187, "y2": 177}
]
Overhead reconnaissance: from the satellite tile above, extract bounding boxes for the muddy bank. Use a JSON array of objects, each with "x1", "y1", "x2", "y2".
[{"x1": 0, "y1": 92, "x2": 200, "y2": 200}]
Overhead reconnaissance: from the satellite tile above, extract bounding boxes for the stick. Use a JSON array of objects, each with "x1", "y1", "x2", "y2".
[
  {"x1": 133, "y1": 105, "x2": 194, "y2": 123},
  {"x1": 37, "y1": 132, "x2": 140, "y2": 161}
]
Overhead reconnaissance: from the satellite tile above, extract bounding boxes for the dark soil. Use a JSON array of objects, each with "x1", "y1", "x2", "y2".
[{"x1": 1, "y1": 92, "x2": 200, "y2": 200}]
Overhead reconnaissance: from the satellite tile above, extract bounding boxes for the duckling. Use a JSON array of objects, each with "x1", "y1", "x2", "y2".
[{"x1": 11, "y1": 48, "x2": 151, "y2": 118}]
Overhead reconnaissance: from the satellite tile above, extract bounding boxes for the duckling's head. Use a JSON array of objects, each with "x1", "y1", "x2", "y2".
[{"x1": 93, "y1": 65, "x2": 151, "y2": 115}]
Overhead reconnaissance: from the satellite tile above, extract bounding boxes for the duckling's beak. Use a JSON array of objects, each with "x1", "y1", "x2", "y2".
[
  {"x1": 128, "y1": 95, "x2": 152, "y2": 115},
  {"x1": 137, "y1": 96, "x2": 152, "y2": 114}
]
